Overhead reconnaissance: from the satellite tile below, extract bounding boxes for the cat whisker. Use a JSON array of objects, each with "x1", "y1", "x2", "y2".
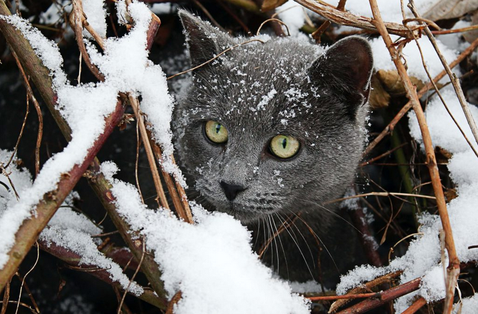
[
  {"x1": 273, "y1": 212, "x2": 316, "y2": 281},
  {"x1": 285, "y1": 208, "x2": 341, "y2": 275},
  {"x1": 300, "y1": 199, "x2": 364, "y2": 236},
  {"x1": 277, "y1": 212, "x2": 316, "y2": 267}
]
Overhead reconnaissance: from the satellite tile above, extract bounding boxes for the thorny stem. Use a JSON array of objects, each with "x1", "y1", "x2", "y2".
[
  {"x1": 328, "y1": 270, "x2": 403, "y2": 313},
  {"x1": 39, "y1": 239, "x2": 167, "y2": 309},
  {"x1": 368, "y1": 1, "x2": 460, "y2": 313}
]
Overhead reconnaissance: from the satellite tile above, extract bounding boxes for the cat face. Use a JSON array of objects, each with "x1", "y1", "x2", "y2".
[{"x1": 173, "y1": 11, "x2": 373, "y2": 224}]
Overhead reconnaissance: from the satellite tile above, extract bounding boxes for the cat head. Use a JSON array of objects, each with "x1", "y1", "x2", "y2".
[{"x1": 173, "y1": 10, "x2": 373, "y2": 224}]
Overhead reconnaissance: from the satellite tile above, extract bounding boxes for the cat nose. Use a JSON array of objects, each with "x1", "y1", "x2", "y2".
[{"x1": 220, "y1": 181, "x2": 247, "y2": 201}]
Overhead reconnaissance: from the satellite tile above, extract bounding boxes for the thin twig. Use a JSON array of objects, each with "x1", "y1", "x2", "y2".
[
  {"x1": 368, "y1": 2, "x2": 460, "y2": 313},
  {"x1": 6, "y1": 51, "x2": 30, "y2": 171},
  {"x1": 256, "y1": 18, "x2": 290, "y2": 36},
  {"x1": 117, "y1": 238, "x2": 146, "y2": 314},
  {"x1": 167, "y1": 38, "x2": 265, "y2": 80},
  {"x1": 401, "y1": 296, "x2": 427, "y2": 314},
  {"x1": 336, "y1": 277, "x2": 421, "y2": 314},
  {"x1": 408, "y1": 0, "x2": 478, "y2": 148},
  {"x1": 324, "y1": 191, "x2": 435, "y2": 205},
  {"x1": 129, "y1": 95, "x2": 170, "y2": 210},
  {"x1": 71, "y1": 0, "x2": 105, "y2": 81},
  {"x1": 294, "y1": 0, "x2": 418, "y2": 38},
  {"x1": 311, "y1": 0, "x2": 347, "y2": 42},
  {"x1": 12, "y1": 50, "x2": 44, "y2": 176},
  {"x1": 402, "y1": 8, "x2": 478, "y2": 158},
  {"x1": 308, "y1": 292, "x2": 378, "y2": 301},
  {"x1": 15, "y1": 243, "x2": 39, "y2": 314},
  {"x1": 362, "y1": 24, "x2": 478, "y2": 157},
  {"x1": 1, "y1": 281, "x2": 10, "y2": 314}
]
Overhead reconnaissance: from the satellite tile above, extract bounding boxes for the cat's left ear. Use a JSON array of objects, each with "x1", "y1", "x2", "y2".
[
  {"x1": 179, "y1": 10, "x2": 235, "y2": 68},
  {"x1": 309, "y1": 36, "x2": 373, "y2": 115}
]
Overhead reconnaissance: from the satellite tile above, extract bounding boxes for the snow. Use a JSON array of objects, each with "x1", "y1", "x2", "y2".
[
  {"x1": 339, "y1": 74, "x2": 478, "y2": 312},
  {"x1": 454, "y1": 294, "x2": 478, "y2": 314},
  {"x1": 277, "y1": 2, "x2": 307, "y2": 37},
  {"x1": 82, "y1": 0, "x2": 107, "y2": 39},
  {"x1": 2, "y1": 0, "x2": 478, "y2": 312},
  {"x1": 102, "y1": 162, "x2": 310, "y2": 314},
  {"x1": 0, "y1": 150, "x2": 143, "y2": 294},
  {"x1": 322, "y1": 0, "x2": 442, "y2": 24},
  {"x1": 0, "y1": 0, "x2": 179, "y2": 268},
  {"x1": 370, "y1": 35, "x2": 458, "y2": 82},
  {"x1": 333, "y1": 1, "x2": 478, "y2": 310},
  {"x1": 1, "y1": 2, "x2": 310, "y2": 312}
]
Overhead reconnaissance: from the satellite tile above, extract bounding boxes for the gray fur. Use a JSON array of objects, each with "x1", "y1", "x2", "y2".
[{"x1": 173, "y1": 10, "x2": 373, "y2": 287}]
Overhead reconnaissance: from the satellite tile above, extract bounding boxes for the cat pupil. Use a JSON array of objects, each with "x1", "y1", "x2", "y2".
[
  {"x1": 215, "y1": 124, "x2": 221, "y2": 134},
  {"x1": 281, "y1": 138, "x2": 287, "y2": 149}
]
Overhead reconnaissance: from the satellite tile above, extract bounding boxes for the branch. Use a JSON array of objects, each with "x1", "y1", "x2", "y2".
[
  {"x1": 363, "y1": 35, "x2": 478, "y2": 157},
  {"x1": 0, "y1": 100, "x2": 125, "y2": 292},
  {"x1": 368, "y1": 1, "x2": 460, "y2": 313},
  {"x1": 38, "y1": 240, "x2": 167, "y2": 309},
  {"x1": 0, "y1": 1, "x2": 169, "y2": 303},
  {"x1": 408, "y1": 0, "x2": 478, "y2": 147},
  {"x1": 335, "y1": 277, "x2": 421, "y2": 314},
  {"x1": 294, "y1": 0, "x2": 417, "y2": 38}
]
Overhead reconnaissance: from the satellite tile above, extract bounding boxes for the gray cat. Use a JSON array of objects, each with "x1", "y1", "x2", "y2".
[{"x1": 172, "y1": 10, "x2": 373, "y2": 288}]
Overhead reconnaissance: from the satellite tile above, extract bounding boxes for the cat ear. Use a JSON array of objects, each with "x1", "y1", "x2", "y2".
[
  {"x1": 178, "y1": 10, "x2": 235, "y2": 67},
  {"x1": 309, "y1": 36, "x2": 373, "y2": 116}
]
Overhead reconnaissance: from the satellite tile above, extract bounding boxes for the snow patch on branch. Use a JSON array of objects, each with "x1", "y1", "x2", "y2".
[{"x1": 0, "y1": 1, "x2": 180, "y2": 267}]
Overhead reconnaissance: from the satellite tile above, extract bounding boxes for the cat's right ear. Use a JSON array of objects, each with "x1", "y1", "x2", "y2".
[
  {"x1": 308, "y1": 36, "x2": 373, "y2": 117},
  {"x1": 179, "y1": 10, "x2": 234, "y2": 67}
]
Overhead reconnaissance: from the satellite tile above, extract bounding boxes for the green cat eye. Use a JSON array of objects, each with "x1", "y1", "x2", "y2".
[
  {"x1": 205, "y1": 120, "x2": 228, "y2": 144},
  {"x1": 269, "y1": 135, "x2": 300, "y2": 159}
]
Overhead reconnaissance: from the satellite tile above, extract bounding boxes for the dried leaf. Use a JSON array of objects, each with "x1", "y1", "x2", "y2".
[
  {"x1": 261, "y1": 0, "x2": 288, "y2": 12},
  {"x1": 463, "y1": 10, "x2": 478, "y2": 43},
  {"x1": 421, "y1": 0, "x2": 478, "y2": 21},
  {"x1": 376, "y1": 69, "x2": 425, "y2": 96},
  {"x1": 369, "y1": 74, "x2": 391, "y2": 109}
]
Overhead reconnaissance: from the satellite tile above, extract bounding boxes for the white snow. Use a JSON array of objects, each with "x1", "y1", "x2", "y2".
[
  {"x1": 370, "y1": 35, "x2": 458, "y2": 82},
  {"x1": 277, "y1": 2, "x2": 307, "y2": 37},
  {"x1": 454, "y1": 294, "x2": 478, "y2": 314},
  {"x1": 339, "y1": 78, "x2": 478, "y2": 312},
  {"x1": 102, "y1": 161, "x2": 310, "y2": 314},
  {"x1": 82, "y1": 0, "x2": 107, "y2": 39},
  {"x1": 0, "y1": 150, "x2": 142, "y2": 294},
  {"x1": 0, "y1": 1, "x2": 178, "y2": 268},
  {"x1": 322, "y1": 0, "x2": 443, "y2": 24},
  {"x1": 3, "y1": 0, "x2": 478, "y2": 312},
  {"x1": 333, "y1": 1, "x2": 478, "y2": 310}
]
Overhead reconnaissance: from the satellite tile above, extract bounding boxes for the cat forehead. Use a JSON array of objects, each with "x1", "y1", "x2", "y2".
[
  {"x1": 221, "y1": 38, "x2": 323, "y2": 75},
  {"x1": 194, "y1": 38, "x2": 325, "y2": 114}
]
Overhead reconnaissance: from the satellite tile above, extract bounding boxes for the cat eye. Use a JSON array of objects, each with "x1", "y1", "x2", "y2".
[
  {"x1": 204, "y1": 120, "x2": 228, "y2": 144},
  {"x1": 269, "y1": 135, "x2": 300, "y2": 159}
]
